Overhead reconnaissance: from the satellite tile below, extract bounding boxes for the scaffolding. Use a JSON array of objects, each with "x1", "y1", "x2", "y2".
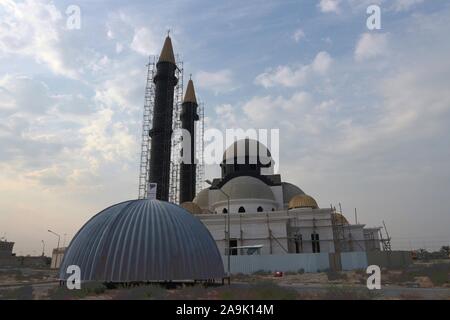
[
  {"x1": 195, "y1": 101, "x2": 205, "y2": 194},
  {"x1": 168, "y1": 55, "x2": 184, "y2": 204},
  {"x1": 138, "y1": 55, "x2": 184, "y2": 203},
  {"x1": 138, "y1": 56, "x2": 156, "y2": 200}
]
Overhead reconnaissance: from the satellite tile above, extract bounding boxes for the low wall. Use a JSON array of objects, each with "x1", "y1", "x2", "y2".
[
  {"x1": 223, "y1": 253, "x2": 330, "y2": 274},
  {"x1": 366, "y1": 251, "x2": 412, "y2": 269},
  {"x1": 223, "y1": 251, "x2": 411, "y2": 274},
  {"x1": 340, "y1": 252, "x2": 368, "y2": 271}
]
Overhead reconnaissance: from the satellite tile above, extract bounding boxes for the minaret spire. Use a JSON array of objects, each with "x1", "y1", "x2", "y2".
[
  {"x1": 183, "y1": 78, "x2": 197, "y2": 104},
  {"x1": 158, "y1": 35, "x2": 176, "y2": 64}
]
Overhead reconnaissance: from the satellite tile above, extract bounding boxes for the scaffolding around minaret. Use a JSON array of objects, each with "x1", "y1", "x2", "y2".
[{"x1": 138, "y1": 54, "x2": 185, "y2": 202}]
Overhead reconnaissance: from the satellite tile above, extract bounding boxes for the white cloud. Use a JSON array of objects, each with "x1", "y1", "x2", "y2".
[
  {"x1": 130, "y1": 27, "x2": 159, "y2": 56},
  {"x1": 196, "y1": 69, "x2": 234, "y2": 94},
  {"x1": 292, "y1": 29, "x2": 305, "y2": 43},
  {"x1": 312, "y1": 51, "x2": 333, "y2": 75},
  {"x1": 391, "y1": 0, "x2": 425, "y2": 11},
  {"x1": 255, "y1": 51, "x2": 333, "y2": 88},
  {"x1": 318, "y1": 0, "x2": 341, "y2": 13},
  {"x1": 354, "y1": 33, "x2": 389, "y2": 61},
  {"x1": 0, "y1": 0, "x2": 79, "y2": 78}
]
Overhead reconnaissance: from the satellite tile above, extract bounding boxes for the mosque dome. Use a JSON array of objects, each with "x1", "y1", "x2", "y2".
[
  {"x1": 193, "y1": 188, "x2": 210, "y2": 210},
  {"x1": 222, "y1": 138, "x2": 272, "y2": 162},
  {"x1": 288, "y1": 194, "x2": 319, "y2": 209},
  {"x1": 220, "y1": 139, "x2": 274, "y2": 177},
  {"x1": 218, "y1": 176, "x2": 276, "y2": 202},
  {"x1": 332, "y1": 213, "x2": 349, "y2": 225},
  {"x1": 59, "y1": 199, "x2": 224, "y2": 282},
  {"x1": 282, "y1": 182, "x2": 305, "y2": 206},
  {"x1": 181, "y1": 201, "x2": 203, "y2": 215}
]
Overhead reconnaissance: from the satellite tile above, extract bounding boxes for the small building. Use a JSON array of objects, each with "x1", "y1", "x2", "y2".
[{"x1": 51, "y1": 247, "x2": 66, "y2": 269}]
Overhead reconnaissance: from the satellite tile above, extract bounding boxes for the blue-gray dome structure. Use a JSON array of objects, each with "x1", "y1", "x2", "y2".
[{"x1": 59, "y1": 199, "x2": 224, "y2": 282}]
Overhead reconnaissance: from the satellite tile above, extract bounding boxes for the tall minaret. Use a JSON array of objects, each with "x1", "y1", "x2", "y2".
[
  {"x1": 149, "y1": 35, "x2": 178, "y2": 201},
  {"x1": 179, "y1": 78, "x2": 199, "y2": 203}
]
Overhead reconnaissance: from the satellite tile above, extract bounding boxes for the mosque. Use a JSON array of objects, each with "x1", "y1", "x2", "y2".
[
  {"x1": 58, "y1": 35, "x2": 407, "y2": 282},
  {"x1": 183, "y1": 138, "x2": 383, "y2": 257}
]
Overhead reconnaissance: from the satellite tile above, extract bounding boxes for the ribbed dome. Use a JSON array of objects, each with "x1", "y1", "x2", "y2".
[
  {"x1": 59, "y1": 200, "x2": 224, "y2": 282},
  {"x1": 217, "y1": 176, "x2": 275, "y2": 201},
  {"x1": 288, "y1": 194, "x2": 319, "y2": 209},
  {"x1": 181, "y1": 201, "x2": 203, "y2": 215}
]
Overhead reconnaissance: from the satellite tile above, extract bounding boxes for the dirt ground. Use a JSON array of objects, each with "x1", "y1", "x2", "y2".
[{"x1": 0, "y1": 261, "x2": 449, "y2": 300}]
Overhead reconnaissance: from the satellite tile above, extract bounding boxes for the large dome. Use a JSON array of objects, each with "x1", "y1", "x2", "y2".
[
  {"x1": 222, "y1": 138, "x2": 272, "y2": 163},
  {"x1": 215, "y1": 176, "x2": 276, "y2": 202},
  {"x1": 59, "y1": 199, "x2": 224, "y2": 282}
]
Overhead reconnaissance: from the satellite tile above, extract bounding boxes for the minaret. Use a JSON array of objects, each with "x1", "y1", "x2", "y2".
[
  {"x1": 149, "y1": 35, "x2": 178, "y2": 201},
  {"x1": 179, "y1": 78, "x2": 199, "y2": 203}
]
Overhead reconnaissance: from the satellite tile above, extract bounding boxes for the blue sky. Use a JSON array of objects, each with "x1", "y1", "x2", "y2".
[{"x1": 1, "y1": 0, "x2": 450, "y2": 255}]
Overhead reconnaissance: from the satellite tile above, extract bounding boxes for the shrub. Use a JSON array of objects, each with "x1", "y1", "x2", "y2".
[
  {"x1": 324, "y1": 285, "x2": 379, "y2": 300},
  {"x1": 326, "y1": 270, "x2": 348, "y2": 281},
  {"x1": 47, "y1": 282, "x2": 107, "y2": 300}
]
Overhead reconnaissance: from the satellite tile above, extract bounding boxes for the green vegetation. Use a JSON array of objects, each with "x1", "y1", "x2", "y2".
[
  {"x1": 326, "y1": 270, "x2": 348, "y2": 281},
  {"x1": 323, "y1": 285, "x2": 380, "y2": 300},
  {"x1": 389, "y1": 263, "x2": 450, "y2": 286}
]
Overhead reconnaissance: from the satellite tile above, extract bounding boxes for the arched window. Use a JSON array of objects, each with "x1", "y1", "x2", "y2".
[
  {"x1": 222, "y1": 208, "x2": 228, "y2": 214},
  {"x1": 238, "y1": 206, "x2": 246, "y2": 213},
  {"x1": 257, "y1": 206, "x2": 263, "y2": 212},
  {"x1": 271, "y1": 208, "x2": 275, "y2": 211}
]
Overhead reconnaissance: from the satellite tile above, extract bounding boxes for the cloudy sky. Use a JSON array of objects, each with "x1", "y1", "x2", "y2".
[{"x1": 1, "y1": 0, "x2": 449, "y2": 255}]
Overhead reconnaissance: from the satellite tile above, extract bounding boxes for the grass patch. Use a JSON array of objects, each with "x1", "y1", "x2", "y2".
[
  {"x1": 324, "y1": 285, "x2": 380, "y2": 300},
  {"x1": 326, "y1": 270, "x2": 348, "y2": 281},
  {"x1": 47, "y1": 282, "x2": 107, "y2": 300},
  {"x1": 388, "y1": 263, "x2": 450, "y2": 286}
]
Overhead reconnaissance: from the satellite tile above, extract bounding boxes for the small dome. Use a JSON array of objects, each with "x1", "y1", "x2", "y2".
[
  {"x1": 332, "y1": 213, "x2": 349, "y2": 225},
  {"x1": 282, "y1": 182, "x2": 305, "y2": 205},
  {"x1": 288, "y1": 194, "x2": 319, "y2": 209},
  {"x1": 217, "y1": 176, "x2": 275, "y2": 202},
  {"x1": 59, "y1": 199, "x2": 224, "y2": 282},
  {"x1": 181, "y1": 201, "x2": 203, "y2": 215},
  {"x1": 193, "y1": 188, "x2": 210, "y2": 209}
]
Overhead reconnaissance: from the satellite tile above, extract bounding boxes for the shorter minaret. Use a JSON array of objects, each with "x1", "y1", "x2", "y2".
[{"x1": 179, "y1": 77, "x2": 199, "y2": 203}]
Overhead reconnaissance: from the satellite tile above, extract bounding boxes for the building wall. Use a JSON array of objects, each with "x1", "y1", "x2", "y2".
[
  {"x1": 223, "y1": 253, "x2": 331, "y2": 274},
  {"x1": 211, "y1": 198, "x2": 278, "y2": 215}
]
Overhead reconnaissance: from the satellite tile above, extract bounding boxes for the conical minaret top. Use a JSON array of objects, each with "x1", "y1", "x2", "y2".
[
  {"x1": 183, "y1": 78, "x2": 197, "y2": 104},
  {"x1": 158, "y1": 35, "x2": 176, "y2": 64}
]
